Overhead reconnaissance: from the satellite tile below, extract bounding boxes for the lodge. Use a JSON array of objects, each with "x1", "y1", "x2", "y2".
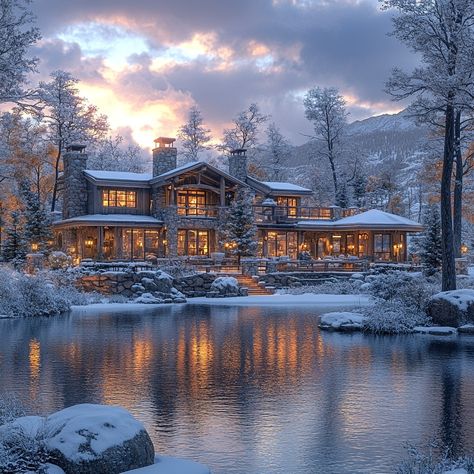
[{"x1": 53, "y1": 138, "x2": 423, "y2": 264}]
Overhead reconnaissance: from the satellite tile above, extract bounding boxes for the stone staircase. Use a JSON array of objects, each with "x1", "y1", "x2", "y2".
[{"x1": 232, "y1": 274, "x2": 274, "y2": 296}]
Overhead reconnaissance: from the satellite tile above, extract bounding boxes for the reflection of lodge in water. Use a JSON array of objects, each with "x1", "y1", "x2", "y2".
[{"x1": 2, "y1": 307, "x2": 472, "y2": 464}]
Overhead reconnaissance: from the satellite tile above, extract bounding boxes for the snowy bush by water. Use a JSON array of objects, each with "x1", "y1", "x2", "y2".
[
  {"x1": 0, "y1": 269, "x2": 92, "y2": 318},
  {"x1": 396, "y1": 441, "x2": 474, "y2": 474},
  {"x1": 362, "y1": 300, "x2": 431, "y2": 334}
]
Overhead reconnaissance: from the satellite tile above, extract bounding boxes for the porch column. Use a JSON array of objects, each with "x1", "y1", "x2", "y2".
[
  {"x1": 79, "y1": 228, "x2": 85, "y2": 259},
  {"x1": 170, "y1": 182, "x2": 175, "y2": 205},
  {"x1": 97, "y1": 226, "x2": 104, "y2": 260},
  {"x1": 220, "y1": 176, "x2": 226, "y2": 207},
  {"x1": 115, "y1": 227, "x2": 123, "y2": 260}
]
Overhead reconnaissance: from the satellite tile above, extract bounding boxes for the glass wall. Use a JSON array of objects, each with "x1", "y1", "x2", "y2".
[
  {"x1": 177, "y1": 230, "x2": 209, "y2": 256},
  {"x1": 358, "y1": 233, "x2": 369, "y2": 257},
  {"x1": 264, "y1": 231, "x2": 298, "y2": 259},
  {"x1": 177, "y1": 190, "x2": 206, "y2": 215},
  {"x1": 122, "y1": 229, "x2": 160, "y2": 260}
]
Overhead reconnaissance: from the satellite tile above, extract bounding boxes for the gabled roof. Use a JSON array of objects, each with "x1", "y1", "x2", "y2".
[
  {"x1": 149, "y1": 161, "x2": 248, "y2": 187},
  {"x1": 247, "y1": 176, "x2": 312, "y2": 196}
]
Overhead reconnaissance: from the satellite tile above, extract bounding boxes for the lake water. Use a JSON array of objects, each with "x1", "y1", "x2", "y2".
[{"x1": 1, "y1": 303, "x2": 474, "y2": 473}]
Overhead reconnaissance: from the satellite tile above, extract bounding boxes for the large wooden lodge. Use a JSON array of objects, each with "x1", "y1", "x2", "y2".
[{"x1": 53, "y1": 138, "x2": 423, "y2": 263}]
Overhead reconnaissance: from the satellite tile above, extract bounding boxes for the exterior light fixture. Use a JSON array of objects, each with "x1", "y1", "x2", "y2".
[
  {"x1": 461, "y1": 243, "x2": 468, "y2": 254},
  {"x1": 31, "y1": 242, "x2": 39, "y2": 252},
  {"x1": 84, "y1": 237, "x2": 94, "y2": 248}
]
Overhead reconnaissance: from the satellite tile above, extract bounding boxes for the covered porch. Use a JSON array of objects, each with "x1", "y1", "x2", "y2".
[{"x1": 53, "y1": 215, "x2": 164, "y2": 262}]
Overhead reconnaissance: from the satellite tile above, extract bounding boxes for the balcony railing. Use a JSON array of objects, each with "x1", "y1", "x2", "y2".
[
  {"x1": 253, "y1": 206, "x2": 361, "y2": 223},
  {"x1": 177, "y1": 205, "x2": 220, "y2": 218}
]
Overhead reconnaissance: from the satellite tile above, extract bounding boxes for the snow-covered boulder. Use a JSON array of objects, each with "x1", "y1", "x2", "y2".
[
  {"x1": 209, "y1": 276, "x2": 242, "y2": 297},
  {"x1": 427, "y1": 289, "x2": 474, "y2": 327},
  {"x1": 458, "y1": 324, "x2": 474, "y2": 334},
  {"x1": 44, "y1": 404, "x2": 154, "y2": 474},
  {"x1": 319, "y1": 312, "x2": 366, "y2": 332}
]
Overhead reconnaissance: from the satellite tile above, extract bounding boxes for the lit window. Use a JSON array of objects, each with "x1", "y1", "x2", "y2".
[{"x1": 102, "y1": 190, "x2": 137, "y2": 208}]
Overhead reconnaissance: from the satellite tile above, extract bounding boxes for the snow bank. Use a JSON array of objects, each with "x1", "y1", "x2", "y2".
[
  {"x1": 188, "y1": 293, "x2": 372, "y2": 307},
  {"x1": 125, "y1": 455, "x2": 210, "y2": 474},
  {"x1": 210, "y1": 276, "x2": 239, "y2": 291},
  {"x1": 413, "y1": 326, "x2": 457, "y2": 336},
  {"x1": 319, "y1": 312, "x2": 366, "y2": 331}
]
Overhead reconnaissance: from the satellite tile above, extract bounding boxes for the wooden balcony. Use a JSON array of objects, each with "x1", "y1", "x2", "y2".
[
  {"x1": 253, "y1": 205, "x2": 360, "y2": 224},
  {"x1": 177, "y1": 205, "x2": 220, "y2": 218}
]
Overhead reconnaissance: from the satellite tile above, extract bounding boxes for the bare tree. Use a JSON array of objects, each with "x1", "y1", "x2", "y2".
[
  {"x1": 221, "y1": 103, "x2": 268, "y2": 151},
  {"x1": 0, "y1": 0, "x2": 40, "y2": 104},
  {"x1": 383, "y1": 0, "x2": 474, "y2": 291},
  {"x1": 35, "y1": 70, "x2": 109, "y2": 211},
  {"x1": 177, "y1": 106, "x2": 212, "y2": 163},
  {"x1": 262, "y1": 122, "x2": 291, "y2": 181},
  {"x1": 304, "y1": 87, "x2": 348, "y2": 206}
]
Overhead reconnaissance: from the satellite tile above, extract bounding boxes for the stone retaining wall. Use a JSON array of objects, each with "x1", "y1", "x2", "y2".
[
  {"x1": 173, "y1": 273, "x2": 219, "y2": 297},
  {"x1": 259, "y1": 272, "x2": 355, "y2": 289}
]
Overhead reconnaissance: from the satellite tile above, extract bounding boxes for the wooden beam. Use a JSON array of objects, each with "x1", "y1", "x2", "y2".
[{"x1": 220, "y1": 176, "x2": 225, "y2": 206}]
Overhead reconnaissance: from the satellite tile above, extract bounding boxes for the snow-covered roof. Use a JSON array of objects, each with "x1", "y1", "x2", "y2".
[
  {"x1": 247, "y1": 177, "x2": 312, "y2": 195},
  {"x1": 260, "y1": 181, "x2": 312, "y2": 192},
  {"x1": 334, "y1": 209, "x2": 423, "y2": 230},
  {"x1": 152, "y1": 161, "x2": 200, "y2": 181},
  {"x1": 297, "y1": 209, "x2": 423, "y2": 231},
  {"x1": 54, "y1": 214, "x2": 162, "y2": 227},
  {"x1": 84, "y1": 170, "x2": 152, "y2": 182}
]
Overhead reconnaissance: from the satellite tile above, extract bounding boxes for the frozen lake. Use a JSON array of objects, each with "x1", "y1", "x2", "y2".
[{"x1": 1, "y1": 303, "x2": 474, "y2": 473}]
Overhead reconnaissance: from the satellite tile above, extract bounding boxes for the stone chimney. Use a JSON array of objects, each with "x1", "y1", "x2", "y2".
[
  {"x1": 153, "y1": 137, "x2": 177, "y2": 177},
  {"x1": 63, "y1": 144, "x2": 88, "y2": 219},
  {"x1": 228, "y1": 148, "x2": 248, "y2": 182}
]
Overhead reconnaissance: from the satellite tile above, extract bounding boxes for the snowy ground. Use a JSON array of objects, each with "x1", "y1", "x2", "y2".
[
  {"x1": 125, "y1": 455, "x2": 210, "y2": 474},
  {"x1": 71, "y1": 294, "x2": 372, "y2": 311},
  {"x1": 187, "y1": 293, "x2": 372, "y2": 307}
]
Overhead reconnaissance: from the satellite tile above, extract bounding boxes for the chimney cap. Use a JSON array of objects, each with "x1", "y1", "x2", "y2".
[
  {"x1": 66, "y1": 144, "x2": 86, "y2": 153},
  {"x1": 154, "y1": 137, "x2": 176, "y2": 148},
  {"x1": 230, "y1": 148, "x2": 247, "y2": 156}
]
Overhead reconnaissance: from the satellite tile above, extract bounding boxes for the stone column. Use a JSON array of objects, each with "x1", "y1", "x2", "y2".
[
  {"x1": 63, "y1": 145, "x2": 88, "y2": 219},
  {"x1": 162, "y1": 207, "x2": 178, "y2": 257}
]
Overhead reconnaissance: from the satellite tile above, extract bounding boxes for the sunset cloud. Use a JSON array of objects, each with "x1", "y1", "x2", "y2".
[{"x1": 29, "y1": 0, "x2": 418, "y2": 148}]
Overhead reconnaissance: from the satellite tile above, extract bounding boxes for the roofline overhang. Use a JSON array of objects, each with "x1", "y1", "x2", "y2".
[
  {"x1": 84, "y1": 174, "x2": 151, "y2": 189},
  {"x1": 53, "y1": 219, "x2": 163, "y2": 229},
  {"x1": 246, "y1": 176, "x2": 313, "y2": 196},
  {"x1": 296, "y1": 222, "x2": 423, "y2": 232}
]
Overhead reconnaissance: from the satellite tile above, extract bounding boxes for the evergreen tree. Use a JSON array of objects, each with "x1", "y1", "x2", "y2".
[
  {"x1": 20, "y1": 181, "x2": 52, "y2": 252},
  {"x1": 335, "y1": 180, "x2": 349, "y2": 208},
  {"x1": 419, "y1": 204, "x2": 442, "y2": 275},
  {"x1": 221, "y1": 189, "x2": 258, "y2": 262},
  {"x1": 1, "y1": 210, "x2": 27, "y2": 264},
  {"x1": 352, "y1": 172, "x2": 367, "y2": 208}
]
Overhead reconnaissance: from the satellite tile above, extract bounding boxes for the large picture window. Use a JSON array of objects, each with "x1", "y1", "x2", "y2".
[
  {"x1": 103, "y1": 190, "x2": 137, "y2": 208},
  {"x1": 374, "y1": 233, "x2": 391, "y2": 260},
  {"x1": 264, "y1": 231, "x2": 298, "y2": 259},
  {"x1": 177, "y1": 190, "x2": 206, "y2": 215},
  {"x1": 177, "y1": 230, "x2": 209, "y2": 256}
]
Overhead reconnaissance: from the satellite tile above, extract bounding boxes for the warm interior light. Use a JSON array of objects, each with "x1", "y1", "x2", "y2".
[
  {"x1": 85, "y1": 237, "x2": 94, "y2": 248},
  {"x1": 31, "y1": 243, "x2": 39, "y2": 252}
]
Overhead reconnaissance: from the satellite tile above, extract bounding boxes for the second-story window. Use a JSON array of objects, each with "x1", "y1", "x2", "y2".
[
  {"x1": 276, "y1": 197, "x2": 298, "y2": 216},
  {"x1": 102, "y1": 190, "x2": 137, "y2": 208},
  {"x1": 177, "y1": 190, "x2": 206, "y2": 215}
]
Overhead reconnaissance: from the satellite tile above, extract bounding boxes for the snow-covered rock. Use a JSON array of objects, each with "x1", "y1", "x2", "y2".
[
  {"x1": 133, "y1": 293, "x2": 164, "y2": 304},
  {"x1": 413, "y1": 326, "x2": 457, "y2": 336},
  {"x1": 125, "y1": 455, "x2": 211, "y2": 474},
  {"x1": 209, "y1": 276, "x2": 243, "y2": 297},
  {"x1": 458, "y1": 324, "x2": 474, "y2": 334},
  {"x1": 319, "y1": 312, "x2": 366, "y2": 332},
  {"x1": 427, "y1": 289, "x2": 474, "y2": 327},
  {"x1": 44, "y1": 404, "x2": 154, "y2": 473}
]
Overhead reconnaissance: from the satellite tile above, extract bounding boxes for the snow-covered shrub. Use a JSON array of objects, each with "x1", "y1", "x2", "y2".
[
  {"x1": 362, "y1": 300, "x2": 431, "y2": 334},
  {"x1": 0, "y1": 269, "x2": 91, "y2": 318},
  {"x1": 396, "y1": 441, "x2": 474, "y2": 474},
  {"x1": 0, "y1": 395, "x2": 26, "y2": 425},
  {"x1": 366, "y1": 271, "x2": 437, "y2": 311},
  {"x1": 157, "y1": 259, "x2": 197, "y2": 278},
  {"x1": 48, "y1": 251, "x2": 70, "y2": 270},
  {"x1": 279, "y1": 279, "x2": 362, "y2": 295}
]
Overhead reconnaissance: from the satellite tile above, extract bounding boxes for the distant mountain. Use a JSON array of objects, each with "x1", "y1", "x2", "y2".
[{"x1": 347, "y1": 109, "x2": 419, "y2": 135}]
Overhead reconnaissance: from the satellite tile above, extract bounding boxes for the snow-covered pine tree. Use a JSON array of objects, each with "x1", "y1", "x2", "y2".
[
  {"x1": 419, "y1": 204, "x2": 442, "y2": 275},
  {"x1": 352, "y1": 172, "x2": 367, "y2": 208},
  {"x1": 20, "y1": 181, "x2": 52, "y2": 252},
  {"x1": 221, "y1": 189, "x2": 258, "y2": 262},
  {"x1": 1, "y1": 210, "x2": 27, "y2": 265}
]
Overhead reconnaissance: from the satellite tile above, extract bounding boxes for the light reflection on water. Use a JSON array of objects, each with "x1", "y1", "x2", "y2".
[{"x1": 1, "y1": 304, "x2": 474, "y2": 474}]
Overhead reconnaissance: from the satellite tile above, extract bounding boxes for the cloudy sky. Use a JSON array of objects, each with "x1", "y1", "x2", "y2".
[{"x1": 30, "y1": 0, "x2": 418, "y2": 149}]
